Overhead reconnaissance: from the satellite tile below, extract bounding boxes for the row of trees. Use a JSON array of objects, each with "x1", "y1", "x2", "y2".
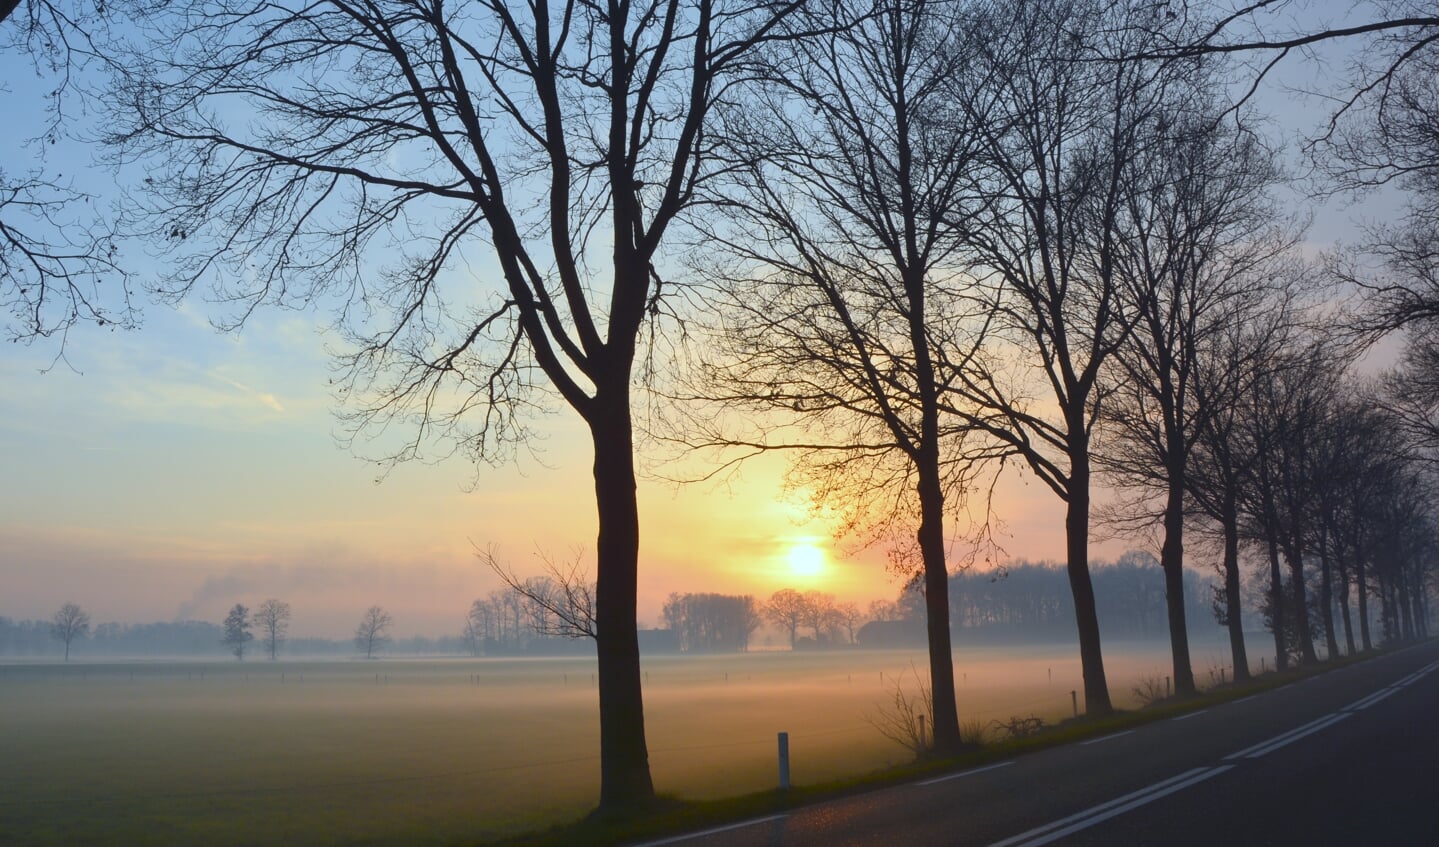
[
  {"x1": 219, "y1": 600, "x2": 293, "y2": 661},
  {"x1": 662, "y1": 593, "x2": 762, "y2": 653},
  {"x1": 945, "y1": 557, "x2": 1217, "y2": 642},
  {"x1": 678, "y1": 0, "x2": 1439, "y2": 759},
  {"x1": 223, "y1": 601, "x2": 393, "y2": 660},
  {"x1": 762, "y1": 589, "x2": 863, "y2": 649},
  {"x1": 22, "y1": 600, "x2": 405, "y2": 660},
  {"x1": 7, "y1": 0, "x2": 1439, "y2": 812}
]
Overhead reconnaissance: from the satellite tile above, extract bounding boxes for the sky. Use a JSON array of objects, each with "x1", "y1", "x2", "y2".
[{"x1": 0, "y1": 0, "x2": 1405, "y2": 638}]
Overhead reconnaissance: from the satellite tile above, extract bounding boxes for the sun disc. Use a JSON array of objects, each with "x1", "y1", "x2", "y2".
[{"x1": 787, "y1": 543, "x2": 826, "y2": 578}]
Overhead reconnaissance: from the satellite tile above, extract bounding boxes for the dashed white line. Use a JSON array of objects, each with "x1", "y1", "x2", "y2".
[
  {"x1": 987, "y1": 766, "x2": 1235, "y2": 847},
  {"x1": 1344, "y1": 688, "x2": 1396, "y2": 711},
  {"x1": 1225, "y1": 713, "x2": 1342, "y2": 760},
  {"x1": 1350, "y1": 687, "x2": 1399, "y2": 710},
  {"x1": 1169, "y1": 709, "x2": 1208, "y2": 722},
  {"x1": 630, "y1": 814, "x2": 786, "y2": 846},
  {"x1": 1079, "y1": 730, "x2": 1136, "y2": 746},
  {"x1": 918, "y1": 760, "x2": 1014, "y2": 785},
  {"x1": 1238, "y1": 713, "x2": 1350, "y2": 759}
]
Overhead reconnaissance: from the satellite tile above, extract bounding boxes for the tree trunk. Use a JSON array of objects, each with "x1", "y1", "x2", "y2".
[
  {"x1": 1065, "y1": 445, "x2": 1112, "y2": 716},
  {"x1": 1161, "y1": 468, "x2": 1195, "y2": 695},
  {"x1": 1285, "y1": 538, "x2": 1318, "y2": 665},
  {"x1": 1398, "y1": 574, "x2": 1415, "y2": 640},
  {"x1": 1316, "y1": 528, "x2": 1340, "y2": 660},
  {"x1": 917, "y1": 458, "x2": 961, "y2": 754},
  {"x1": 1414, "y1": 587, "x2": 1429, "y2": 639},
  {"x1": 1264, "y1": 516, "x2": 1287, "y2": 670},
  {"x1": 1220, "y1": 502, "x2": 1250, "y2": 682},
  {"x1": 1336, "y1": 553, "x2": 1356, "y2": 656},
  {"x1": 1357, "y1": 556, "x2": 1372, "y2": 651},
  {"x1": 590, "y1": 379, "x2": 655, "y2": 813}
]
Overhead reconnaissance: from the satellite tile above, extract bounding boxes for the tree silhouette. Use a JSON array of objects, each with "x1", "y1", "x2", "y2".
[
  {"x1": 221, "y1": 603, "x2": 254, "y2": 660},
  {"x1": 253, "y1": 598, "x2": 291, "y2": 661},
  {"x1": 49, "y1": 602, "x2": 89, "y2": 661},
  {"x1": 685, "y1": 0, "x2": 998, "y2": 753},
  {"x1": 354, "y1": 606, "x2": 392, "y2": 660},
  {"x1": 108, "y1": 0, "x2": 817, "y2": 812},
  {"x1": 1, "y1": 1, "x2": 145, "y2": 344}
]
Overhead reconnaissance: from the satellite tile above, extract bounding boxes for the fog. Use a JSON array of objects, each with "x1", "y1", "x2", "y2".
[{"x1": 0, "y1": 636, "x2": 1268, "y2": 846}]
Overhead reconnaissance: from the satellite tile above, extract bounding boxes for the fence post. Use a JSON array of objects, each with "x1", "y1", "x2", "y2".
[
  {"x1": 777, "y1": 732, "x2": 791, "y2": 791},
  {"x1": 1071, "y1": 690, "x2": 1078, "y2": 718}
]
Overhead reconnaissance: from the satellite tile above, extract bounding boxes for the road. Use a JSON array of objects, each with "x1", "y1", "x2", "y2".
[{"x1": 635, "y1": 640, "x2": 1439, "y2": 847}]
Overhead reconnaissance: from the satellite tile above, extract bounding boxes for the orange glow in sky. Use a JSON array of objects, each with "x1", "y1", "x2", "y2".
[{"x1": 0, "y1": 312, "x2": 1117, "y2": 638}]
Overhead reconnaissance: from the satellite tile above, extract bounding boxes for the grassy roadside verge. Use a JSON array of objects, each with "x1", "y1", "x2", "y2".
[{"x1": 479, "y1": 642, "x2": 1418, "y2": 847}]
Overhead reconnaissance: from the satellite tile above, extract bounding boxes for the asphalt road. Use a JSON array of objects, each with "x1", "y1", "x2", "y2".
[{"x1": 634, "y1": 640, "x2": 1439, "y2": 847}]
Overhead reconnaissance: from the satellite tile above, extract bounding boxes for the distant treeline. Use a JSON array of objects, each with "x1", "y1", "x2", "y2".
[
  {"x1": 2, "y1": 553, "x2": 1230, "y2": 659},
  {"x1": 0, "y1": 617, "x2": 473, "y2": 659},
  {"x1": 947, "y1": 556, "x2": 1218, "y2": 641},
  {"x1": 856, "y1": 554, "x2": 1223, "y2": 647}
]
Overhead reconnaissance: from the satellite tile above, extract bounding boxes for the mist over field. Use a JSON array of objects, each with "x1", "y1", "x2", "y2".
[
  {"x1": 0, "y1": 638, "x2": 1260, "y2": 847},
  {"x1": 4, "y1": 0, "x2": 1439, "y2": 843}
]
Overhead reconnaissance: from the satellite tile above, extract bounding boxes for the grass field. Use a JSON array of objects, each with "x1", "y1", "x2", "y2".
[{"x1": 0, "y1": 637, "x2": 1250, "y2": 846}]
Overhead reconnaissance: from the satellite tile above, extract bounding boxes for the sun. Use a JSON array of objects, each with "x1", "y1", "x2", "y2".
[{"x1": 786, "y1": 542, "x2": 827, "y2": 578}]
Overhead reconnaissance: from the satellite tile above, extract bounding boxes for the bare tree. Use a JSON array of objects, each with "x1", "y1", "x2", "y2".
[
  {"x1": 942, "y1": 0, "x2": 1202, "y2": 715},
  {"x1": 49, "y1": 601, "x2": 89, "y2": 661},
  {"x1": 660, "y1": 592, "x2": 760, "y2": 652},
  {"x1": 1097, "y1": 97, "x2": 1291, "y2": 696},
  {"x1": 253, "y1": 598, "x2": 291, "y2": 661},
  {"x1": 221, "y1": 603, "x2": 254, "y2": 660},
  {"x1": 765, "y1": 588, "x2": 807, "y2": 649},
  {"x1": 836, "y1": 601, "x2": 861, "y2": 645},
  {"x1": 801, "y1": 589, "x2": 837, "y2": 642},
  {"x1": 463, "y1": 599, "x2": 494, "y2": 656},
  {"x1": 681, "y1": 0, "x2": 1001, "y2": 753},
  {"x1": 354, "y1": 606, "x2": 393, "y2": 660},
  {"x1": 106, "y1": 0, "x2": 819, "y2": 812},
  {"x1": 0, "y1": 1, "x2": 147, "y2": 345},
  {"x1": 481, "y1": 547, "x2": 597, "y2": 642},
  {"x1": 1182, "y1": 283, "x2": 1301, "y2": 681}
]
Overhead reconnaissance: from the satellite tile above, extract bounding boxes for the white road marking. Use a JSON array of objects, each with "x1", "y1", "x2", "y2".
[
  {"x1": 1240, "y1": 713, "x2": 1350, "y2": 759},
  {"x1": 1169, "y1": 709, "x2": 1208, "y2": 721},
  {"x1": 1079, "y1": 730, "x2": 1136, "y2": 746},
  {"x1": 987, "y1": 766, "x2": 1234, "y2": 847},
  {"x1": 1224, "y1": 713, "x2": 1342, "y2": 760},
  {"x1": 1344, "y1": 688, "x2": 1397, "y2": 711},
  {"x1": 1350, "y1": 688, "x2": 1399, "y2": 710},
  {"x1": 630, "y1": 814, "x2": 786, "y2": 846},
  {"x1": 918, "y1": 760, "x2": 1014, "y2": 785},
  {"x1": 1227, "y1": 695, "x2": 1256, "y2": 706}
]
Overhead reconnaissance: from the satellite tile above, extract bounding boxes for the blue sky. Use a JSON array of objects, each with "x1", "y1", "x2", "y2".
[{"x1": 0, "y1": 0, "x2": 1410, "y2": 638}]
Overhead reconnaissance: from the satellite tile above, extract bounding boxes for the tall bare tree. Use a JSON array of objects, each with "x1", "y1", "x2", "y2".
[
  {"x1": 1098, "y1": 101, "x2": 1290, "y2": 696},
  {"x1": 108, "y1": 0, "x2": 814, "y2": 811},
  {"x1": 253, "y1": 598, "x2": 292, "y2": 661},
  {"x1": 49, "y1": 601, "x2": 89, "y2": 661},
  {"x1": 221, "y1": 603, "x2": 254, "y2": 660},
  {"x1": 1183, "y1": 282, "x2": 1301, "y2": 680},
  {"x1": 683, "y1": 0, "x2": 998, "y2": 753},
  {"x1": 354, "y1": 606, "x2": 393, "y2": 660},
  {"x1": 943, "y1": 0, "x2": 1199, "y2": 715},
  {"x1": 764, "y1": 588, "x2": 807, "y2": 649}
]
